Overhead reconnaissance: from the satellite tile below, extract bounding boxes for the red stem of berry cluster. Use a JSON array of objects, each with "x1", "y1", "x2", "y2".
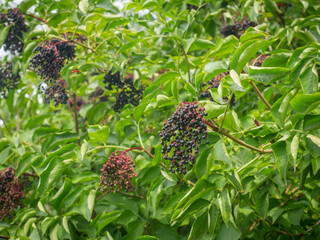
[
  {"x1": 124, "y1": 147, "x2": 144, "y2": 152},
  {"x1": 22, "y1": 172, "x2": 39, "y2": 178},
  {"x1": 23, "y1": 13, "x2": 48, "y2": 25},
  {"x1": 205, "y1": 120, "x2": 273, "y2": 154},
  {"x1": 0, "y1": 236, "x2": 9, "y2": 239}
]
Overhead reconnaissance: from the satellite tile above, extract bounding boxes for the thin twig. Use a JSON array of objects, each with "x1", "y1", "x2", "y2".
[
  {"x1": 72, "y1": 93, "x2": 81, "y2": 145},
  {"x1": 250, "y1": 81, "x2": 271, "y2": 109},
  {"x1": 0, "y1": 236, "x2": 9, "y2": 239},
  {"x1": 71, "y1": 39, "x2": 97, "y2": 55},
  {"x1": 307, "y1": 219, "x2": 320, "y2": 233},
  {"x1": 205, "y1": 120, "x2": 273, "y2": 154}
]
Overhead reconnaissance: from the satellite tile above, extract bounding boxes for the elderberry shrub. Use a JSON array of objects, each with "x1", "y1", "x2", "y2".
[
  {"x1": 158, "y1": 102, "x2": 208, "y2": 174},
  {"x1": 0, "y1": 62, "x2": 20, "y2": 97},
  {"x1": 100, "y1": 151, "x2": 137, "y2": 193},
  {"x1": 30, "y1": 38, "x2": 75, "y2": 81},
  {"x1": 220, "y1": 19, "x2": 257, "y2": 38},
  {"x1": 0, "y1": 8, "x2": 28, "y2": 54},
  {"x1": 0, "y1": 167, "x2": 24, "y2": 220},
  {"x1": 38, "y1": 79, "x2": 69, "y2": 106}
]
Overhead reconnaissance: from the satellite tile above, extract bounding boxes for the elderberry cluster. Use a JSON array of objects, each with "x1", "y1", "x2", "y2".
[
  {"x1": 0, "y1": 62, "x2": 20, "y2": 97},
  {"x1": 38, "y1": 79, "x2": 68, "y2": 106},
  {"x1": 103, "y1": 71, "x2": 122, "y2": 90},
  {"x1": 103, "y1": 72, "x2": 144, "y2": 112},
  {"x1": 100, "y1": 151, "x2": 137, "y2": 193},
  {"x1": 220, "y1": 19, "x2": 257, "y2": 38},
  {"x1": 113, "y1": 77, "x2": 144, "y2": 112},
  {"x1": 158, "y1": 103, "x2": 208, "y2": 174},
  {"x1": 0, "y1": 167, "x2": 24, "y2": 220},
  {"x1": 199, "y1": 73, "x2": 226, "y2": 100},
  {"x1": 30, "y1": 38, "x2": 75, "y2": 81},
  {"x1": 0, "y1": 8, "x2": 28, "y2": 54}
]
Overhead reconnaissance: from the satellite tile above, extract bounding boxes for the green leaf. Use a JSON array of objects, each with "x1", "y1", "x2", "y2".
[
  {"x1": 271, "y1": 89, "x2": 297, "y2": 128},
  {"x1": 172, "y1": 199, "x2": 210, "y2": 222},
  {"x1": 256, "y1": 190, "x2": 269, "y2": 218},
  {"x1": 306, "y1": 134, "x2": 320, "y2": 157},
  {"x1": 79, "y1": 0, "x2": 90, "y2": 13},
  {"x1": 290, "y1": 134, "x2": 300, "y2": 172},
  {"x1": 303, "y1": 115, "x2": 320, "y2": 131},
  {"x1": 15, "y1": 153, "x2": 36, "y2": 177},
  {"x1": 299, "y1": 65, "x2": 317, "y2": 94},
  {"x1": 217, "y1": 223, "x2": 241, "y2": 240},
  {"x1": 50, "y1": 178, "x2": 72, "y2": 210},
  {"x1": 249, "y1": 67, "x2": 291, "y2": 84},
  {"x1": 19, "y1": 0, "x2": 36, "y2": 11},
  {"x1": 155, "y1": 71, "x2": 179, "y2": 83},
  {"x1": 203, "y1": 101, "x2": 226, "y2": 119},
  {"x1": 208, "y1": 36, "x2": 239, "y2": 59},
  {"x1": 188, "y1": 210, "x2": 209, "y2": 240},
  {"x1": 218, "y1": 189, "x2": 232, "y2": 223},
  {"x1": 230, "y1": 39, "x2": 272, "y2": 74},
  {"x1": 134, "y1": 102, "x2": 148, "y2": 121},
  {"x1": 0, "y1": 25, "x2": 10, "y2": 48},
  {"x1": 88, "y1": 125, "x2": 110, "y2": 143},
  {"x1": 97, "y1": 211, "x2": 122, "y2": 233},
  {"x1": 271, "y1": 141, "x2": 289, "y2": 183},
  {"x1": 137, "y1": 236, "x2": 158, "y2": 240},
  {"x1": 230, "y1": 70, "x2": 243, "y2": 88},
  {"x1": 290, "y1": 93, "x2": 320, "y2": 113},
  {"x1": 174, "y1": 180, "x2": 213, "y2": 211}
]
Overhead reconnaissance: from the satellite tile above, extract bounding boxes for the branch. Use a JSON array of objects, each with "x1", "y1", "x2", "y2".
[
  {"x1": 23, "y1": 13, "x2": 48, "y2": 25},
  {"x1": 0, "y1": 236, "x2": 9, "y2": 239},
  {"x1": 307, "y1": 219, "x2": 320, "y2": 233},
  {"x1": 250, "y1": 81, "x2": 271, "y2": 110},
  {"x1": 23, "y1": 172, "x2": 39, "y2": 178},
  {"x1": 205, "y1": 120, "x2": 273, "y2": 154},
  {"x1": 72, "y1": 93, "x2": 81, "y2": 145}
]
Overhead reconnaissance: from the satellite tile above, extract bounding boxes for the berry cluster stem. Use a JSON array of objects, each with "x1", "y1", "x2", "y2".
[
  {"x1": 22, "y1": 172, "x2": 39, "y2": 178},
  {"x1": 23, "y1": 13, "x2": 48, "y2": 25},
  {"x1": 205, "y1": 120, "x2": 273, "y2": 154},
  {"x1": 249, "y1": 81, "x2": 271, "y2": 110}
]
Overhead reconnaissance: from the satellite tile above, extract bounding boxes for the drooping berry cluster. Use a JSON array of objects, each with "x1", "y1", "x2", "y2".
[
  {"x1": 30, "y1": 38, "x2": 75, "y2": 81},
  {"x1": 0, "y1": 167, "x2": 24, "y2": 219},
  {"x1": 0, "y1": 62, "x2": 20, "y2": 97},
  {"x1": 199, "y1": 73, "x2": 226, "y2": 100},
  {"x1": 112, "y1": 77, "x2": 144, "y2": 112},
  {"x1": 220, "y1": 19, "x2": 257, "y2": 38},
  {"x1": 158, "y1": 102, "x2": 208, "y2": 174},
  {"x1": 100, "y1": 151, "x2": 137, "y2": 193},
  {"x1": 103, "y1": 71, "x2": 122, "y2": 90},
  {"x1": 0, "y1": 8, "x2": 28, "y2": 54},
  {"x1": 38, "y1": 79, "x2": 68, "y2": 106},
  {"x1": 103, "y1": 73, "x2": 144, "y2": 112}
]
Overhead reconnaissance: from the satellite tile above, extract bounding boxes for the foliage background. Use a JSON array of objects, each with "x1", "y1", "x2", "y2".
[{"x1": 0, "y1": 0, "x2": 320, "y2": 239}]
